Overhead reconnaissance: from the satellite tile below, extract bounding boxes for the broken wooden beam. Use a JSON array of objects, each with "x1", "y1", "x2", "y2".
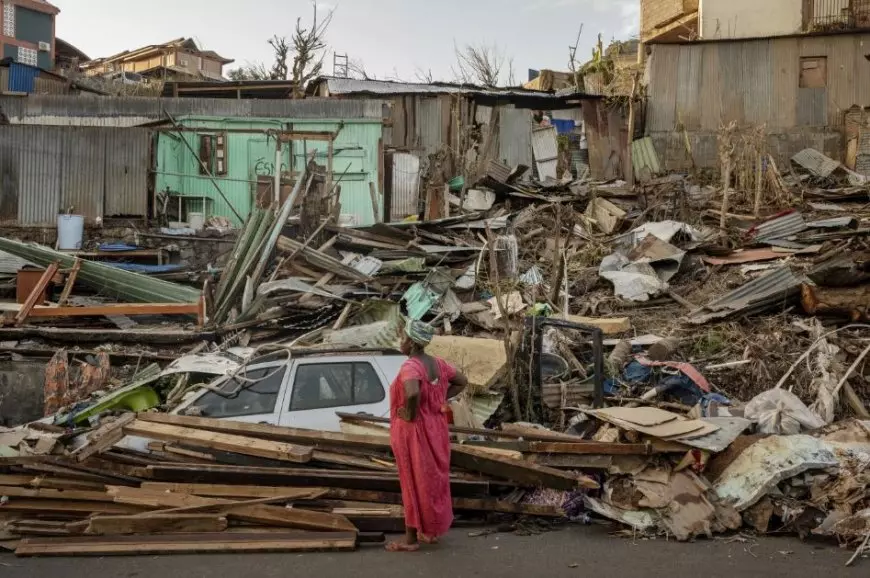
[
  {"x1": 14, "y1": 262, "x2": 60, "y2": 326},
  {"x1": 71, "y1": 414, "x2": 135, "y2": 463},
  {"x1": 107, "y1": 486, "x2": 356, "y2": 533},
  {"x1": 136, "y1": 412, "x2": 391, "y2": 452},
  {"x1": 450, "y1": 445, "x2": 599, "y2": 491},
  {"x1": 85, "y1": 514, "x2": 228, "y2": 536},
  {"x1": 15, "y1": 532, "x2": 358, "y2": 557},
  {"x1": 122, "y1": 420, "x2": 313, "y2": 464}
]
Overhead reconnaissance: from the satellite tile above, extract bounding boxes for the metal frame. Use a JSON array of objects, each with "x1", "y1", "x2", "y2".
[{"x1": 529, "y1": 316, "x2": 605, "y2": 409}]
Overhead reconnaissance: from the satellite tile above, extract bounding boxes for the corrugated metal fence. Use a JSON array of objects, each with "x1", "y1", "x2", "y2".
[{"x1": 0, "y1": 125, "x2": 149, "y2": 225}]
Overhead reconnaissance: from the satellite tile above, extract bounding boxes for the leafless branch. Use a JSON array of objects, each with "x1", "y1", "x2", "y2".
[
  {"x1": 347, "y1": 58, "x2": 374, "y2": 80},
  {"x1": 452, "y1": 42, "x2": 513, "y2": 87},
  {"x1": 227, "y1": 61, "x2": 272, "y2": 81},
  {"x1": 414, "y1": 67, "x2": 435, "y2": 84},
  {"x1": 290, "y1": 1, "x2": 334, "y2": 97},
  {"x1": 268, "y1": 35, "x2": 290, "y2": 80}
]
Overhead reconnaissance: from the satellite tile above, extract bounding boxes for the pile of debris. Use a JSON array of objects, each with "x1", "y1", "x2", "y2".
[
  {"x1": 0, "y1": 412, "x2": 612, "y2": 556},
  {"x1": 0, "y1": 136, "x2": 869, "y2": 564}
]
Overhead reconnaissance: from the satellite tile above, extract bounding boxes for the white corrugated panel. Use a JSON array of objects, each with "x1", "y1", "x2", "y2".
[
  {"x1": 415, "y1": 97, "x2": 443, "y2": 155},
  {"x1": 391, "y1": 153, "x2": 420, "y2": 221},
  {"x1": 498, "y1": 106, "x2": 532, "y2": 168},
  {"x1": 532, "y1": 125, "x2": 559, "y2": 180}
]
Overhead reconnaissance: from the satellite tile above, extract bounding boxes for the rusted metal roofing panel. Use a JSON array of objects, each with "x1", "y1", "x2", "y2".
[
  {"x1": 499, "y1": 106, "x2": 532, "y2": 168},
  {"x1": 719, "y1": 42, "x2": 746, "y2": 124},
  {"x1": 104, "y1": 129, "x2": 149, "y2": 217},
  {"x1": 699, "y1": 43, "x2": 722, "y2": 131},
  {"x1": 531, "y1": 125, "x2": 559, "y2": 180},
  {"x1": 742, "y1": 40, "x2": 772, "y2": 125},
  {"x1": 792, "y1": 148, "x2": 840, "y2": 176},
  {"x1": 797, "y1": 87, "x2": 827, "y2": 126},
  {"x1": 751, "y1": 211, "x2": 808, "y2": 242},
  {"x1": 0, "y1": 126, "x2": 64, "y2": 225},
  {"x1": 390, "y1": 152, "x2": 420, "y2": 221},
  {"x1": 0, "y1": 95, "x2": 384, "y2": 126},
  {"x1": 415, "y1": 97, "x2": 443, "y2": 156},
  {"x1": 827, "y1": 35, "x2": 857, "y2": 127},
  {"x1": 647, "y1": 45, "x2": 679, "y2": 132},
  {"x1": 675, "y1": 45, "x2": 702, "y2": 130},
  {"x1": 688, "y1": 267, "x2": 805, "y2": 324},
  {"x1": 771, "y1": 39, "x2": 799, "y2": 129},
  {"x1": 60, "y1": 127, "x2": 104, "y2": 220}
]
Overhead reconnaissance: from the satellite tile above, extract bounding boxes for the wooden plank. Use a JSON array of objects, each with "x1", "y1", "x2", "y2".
[
  {"x1": 26, "y1": 303, "x2": 201, "y2": 319},
  {"x1": 0, "y1": 475, "x2": 35, "y2": 487},
  {"x1": 562, "y1": 315, "x2": 631, "y2": 335},
  {"x1": 450, "y1": 445, "x2": 599, "y2": 491},
  {"x1": 14, "y1": 262, "x2": 59, "y2": 326},
  {"x1": 136, "y1": 413, "x2": 391, "y2": 451},
  {"x1": 122, "y1": 420, "x2": 313, "y2": 464},
  {"x1": 0, "y1": 485, "x2": 116, "y2": 502},
  {"x1": 15, "y1": 532, "x2": 358, "y2": 557},
  {"x1": 461, "y1": 441, "x2": 652, "y2": 455},
  {"x1": 107, "y1": 486, "x2": 356, "y2": 532},
  {"x1": 312, "y1": 450, "x2": 394, "y2": 471},
  {"x1": 139, "y1": 482, "x2": 328, "y2": 500},
  {"x1": 57, "y1": 258, "x2": 82, "y2": 306},
  {"x1": 2, "y1": 499, "x2": 145, "y2": 515},
  {"x1": 85, "y1": 514, "x2": 228, "y2": 536},
  {"x1": 145, "y1": 464, "x2": 491, "y2": 497},
  {"x1": 525, "y1": 454, "x2": 613, "y2": 470},
  {"x1": 71, "y1": 414, "x2": 135, "y2": 462},
  {"x1": 161, "y1": 445, "x2": 216, "y2": 462},
  {"x1": 30, "y1": 477, "x2": 107, "y2": 492}
]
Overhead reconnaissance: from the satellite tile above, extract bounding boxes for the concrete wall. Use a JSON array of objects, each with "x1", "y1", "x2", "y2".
[
  {"x1": 0, "y1": 359, "x2": 45, "y2": 427},
  {"x1": 700, "y1": 0, "x2": 803, "y2": 39}
]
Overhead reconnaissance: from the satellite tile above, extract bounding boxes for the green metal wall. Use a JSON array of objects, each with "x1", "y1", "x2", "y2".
[{"x1": 154, "y1": 116, "x2": 383, "y2": 226}]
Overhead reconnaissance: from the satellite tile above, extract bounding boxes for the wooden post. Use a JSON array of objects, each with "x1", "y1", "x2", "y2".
[
  {"x1": 368, "y1": 182, "x2": 381, "y2": 224},
  {"x1": 720, "y1": 157, "x2": 732, "y2": 235},
  {"x1": 753, "y1": 155, "x2": 763, "y2": 218},
  {"x1": 57, "y1": 258, "x2": 82, "y2": 306},
  {"x1": 626, "y1": 73, "x2": 639, "y2": 186}
]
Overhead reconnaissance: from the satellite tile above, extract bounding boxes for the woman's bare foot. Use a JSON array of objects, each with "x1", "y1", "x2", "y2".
[
  {"x1": 418, "y1": 534, "x2": 439, "y2": 545},
  {"x1": 385, "y1": 541, "x2": 420, "y2": 552}
]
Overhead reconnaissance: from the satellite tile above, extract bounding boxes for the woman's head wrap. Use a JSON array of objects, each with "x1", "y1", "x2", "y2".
[{"x1": 404, "y1": 319, "x2": 435, "y2": 347}]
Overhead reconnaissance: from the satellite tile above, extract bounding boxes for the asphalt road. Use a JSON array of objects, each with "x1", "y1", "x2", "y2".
[{"x1": 1, "y1": 525, "x2": 864, "y2": 578}]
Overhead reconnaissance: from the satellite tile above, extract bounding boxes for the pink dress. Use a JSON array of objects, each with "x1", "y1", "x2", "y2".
[{"x1": 389, "y1": 356, "x2": 456, "y2": 538}]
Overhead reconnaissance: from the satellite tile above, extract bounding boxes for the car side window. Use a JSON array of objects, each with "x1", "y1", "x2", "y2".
[
  {"x1": 289, "y1": 362, "x2": 385, "y2": 412},
  {"x1": 186, "y1": 365, "x2": 285, "y2": 418}
]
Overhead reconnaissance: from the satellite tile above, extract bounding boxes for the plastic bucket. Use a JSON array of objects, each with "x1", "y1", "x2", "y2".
[
  {"x1": 188, "y1": 212, "x2": 205, "y2": 231},
  {"x1": 57, "y1": 214, "x2": 84, "y2": 250}
]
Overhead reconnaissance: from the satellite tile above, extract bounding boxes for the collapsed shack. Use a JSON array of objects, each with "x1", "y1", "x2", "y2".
[{"x1": 0, "y1": 121, "x2": 868, "y2": 563}]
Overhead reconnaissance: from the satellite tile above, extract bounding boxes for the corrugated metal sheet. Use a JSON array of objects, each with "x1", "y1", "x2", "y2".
[
  {"x1": 0, "y1": 95, "x2": 384, "y2": 126},
  {"x1": 676, "y1": 45, "x2": 702, "y2": 130},
  {"x1": 320, "y1": 76, "x2": 557, "y2": 98},
  {"x1": 390, "y1": 152, "x2": 420, "y2": 221},
  {"x1": 0, "y1": 125, "x2": 150, "y2": 225},
  {"x1": 742, "y1": 41, "x2": 772, "y2": 125},
  {"x1": 689, "y1": 267, "x2": 805, "y2": 324},
  {"x1": 751, "y1": 211, "x2": 808, "y2": 242},
  {"x1": 797, "y1": 87, "x2": 827, "y2": 126},
  {"x1": 699, "y1": 43, "x2": 723, "y2": 130},
  {"x1": 647, "y1": 45, "x2": 679, "y2": 132},
  {"x1": 62, "y1": 126, "x2": 104, "y2": 218},
  {"x1": 771, "y1": 39, "x2": 800, "y2": 129},
  {"x1": 415, "y1": 97, "x2": 443, "y2": 156},
  {"x1": 856, "y1": 129, "x2": 870, "y2": 175},
  {"x1": 498, "y1": 106, "x2": 532, "y2": 168},
  {"x1": 8, "y1": 63, "x2": 38, "y2": 93},
  {"x1": 104, "y1": 129, "x2": 149, "y2": 216},
  {"x1": 632, "y1": 137, "x2": 662, "y2": 181},
  {"x1": 531, "y1": 125, "x2": 559, "y2": 180},
  {"x1": 792, "y1": 148, "x2": 841, "y2": 176}
]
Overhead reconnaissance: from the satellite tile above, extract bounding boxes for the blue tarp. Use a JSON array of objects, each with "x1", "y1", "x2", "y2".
[
  {"x1": 8, "y1": 62, "x2": 38, "y2": 93},
  {"x1": 105, "y1": 263, "x2": 184, "y2": 274},
  {"x1": 550, "y1": 119, "x2": 576, "y2": 135}
]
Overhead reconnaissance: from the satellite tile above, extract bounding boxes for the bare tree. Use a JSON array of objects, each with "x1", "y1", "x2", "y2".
[
  {"x1": 268, "y1": 36, "x2": 290, "y2": 80},
  {"x1": 347, "y1": 58, "x2": 374, "y2": 80},
  {"x1": 289, "y1": 1, "x2": 334, "y2": 97},
  {"x1": 453, "y1": 42, "x2": 514, "y2": 87},
  {"x1": 227, "y1": 62, "x2": 271, "y2": 81},
  {"x1": 414, "y1": 67, "x2": 435, "y2": 84}
]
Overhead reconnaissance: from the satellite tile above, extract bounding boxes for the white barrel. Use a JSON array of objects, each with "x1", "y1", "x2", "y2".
[
  {"x1": 56, "y1": 214, "x2": 84, "y2": 250},
  {"x1": 188, "y1": 212, "x2": 205, "y2": 231}
]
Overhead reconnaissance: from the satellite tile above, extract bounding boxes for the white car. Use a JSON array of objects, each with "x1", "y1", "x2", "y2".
[{"x1": 170, "y1": 349, "x2": 402, "y2": 431}]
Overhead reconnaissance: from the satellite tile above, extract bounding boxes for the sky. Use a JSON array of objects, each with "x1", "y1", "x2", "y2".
[{"x1": 52, "y1": 0, "x2": 639, "y2": 83}]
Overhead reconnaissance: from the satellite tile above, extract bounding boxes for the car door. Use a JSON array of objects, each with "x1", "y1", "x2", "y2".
[
  {"x1": 174, "y1": 360, "x2": 290, "y2": 426},
  {"x1": 278, "y1": 357, "x2": 390, "y2": 432}
]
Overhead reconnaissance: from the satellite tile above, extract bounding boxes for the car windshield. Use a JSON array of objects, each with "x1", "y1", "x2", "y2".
[{"x1": 183, "y1": 364, "x2": 286, "y2": 418}]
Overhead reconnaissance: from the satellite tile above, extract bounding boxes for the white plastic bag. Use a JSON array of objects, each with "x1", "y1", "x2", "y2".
[{"x1": 744, "y1": 389, "x2": 826, "y2": 435}]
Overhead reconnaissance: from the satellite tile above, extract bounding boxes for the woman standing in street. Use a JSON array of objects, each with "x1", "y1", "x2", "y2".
[{"x1": 386, "y1": 320, "x2": 468, "y2": 552}]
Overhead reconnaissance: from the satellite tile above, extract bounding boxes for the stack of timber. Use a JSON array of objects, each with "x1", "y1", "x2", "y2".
[{"x1": 0, "y1": 412, "x2": 659, "y2": 557}]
